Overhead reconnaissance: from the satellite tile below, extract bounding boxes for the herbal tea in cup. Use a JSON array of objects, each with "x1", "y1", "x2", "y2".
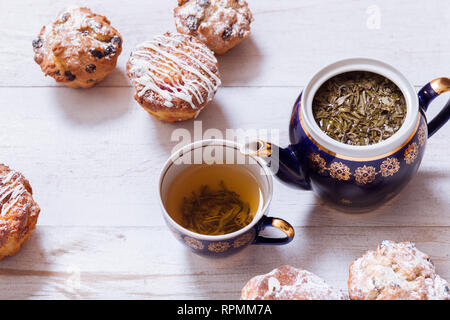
[
  {"x1": 165, "y1": 164, "x2": 264, "y2": 236},
  {"x1": 158, "y1": 139, "x2": 295, "y2": 256}
]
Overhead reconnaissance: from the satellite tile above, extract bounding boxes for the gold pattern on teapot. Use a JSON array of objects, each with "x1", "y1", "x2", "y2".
[
  {"x1": 418, "y1": 124, "x2": 426, "y2": 147},
  {"x1": 380, "y1": 158, "x2": 401, "y2": 177},
  {"x1": 329, "y1": 162, "x2": 352, "y2": 181},
  {"x1": 355, "y1": 165, "x2": 377, "y2": 184},
  {"x1": 404, "y1": 142, "x2": 419, "y2": 165},
  {"x1": 308, "y1": 136, "x2": 423, "y2": 185}
]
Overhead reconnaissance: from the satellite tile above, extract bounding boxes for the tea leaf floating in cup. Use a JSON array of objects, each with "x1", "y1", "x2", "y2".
[
  {"x1": 165, "y1": 164, "x2": 263, "y2": 236},
  {"x1": 312, "y1": 71, "x2": 407, "y2": 146},
  {"x1": 181, "y1": 181, "x2": 254, "y2": 235}
]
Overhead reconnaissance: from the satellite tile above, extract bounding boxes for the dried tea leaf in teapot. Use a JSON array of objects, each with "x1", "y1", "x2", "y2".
[{"x1": 312, "y1": 71, "x2": 407, "y2": 146}]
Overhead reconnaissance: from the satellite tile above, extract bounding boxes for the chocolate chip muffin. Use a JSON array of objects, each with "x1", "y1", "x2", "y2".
[
  {"x1": 33, "y1": 7, "x2": 122, "y2": 88},
  {"x1": 0, "y1": 164, "x2": 40, "y2": 260},
  {"x1": 174, "y1": 0, "x2": 254, "y2": 55},
  {"x1": 349, "y1": 241, "x2": 449, "y2": 300},
  {"x1": 241, "y1": 265, "x2": 347, "y2": 300},
  {"x1": 126, "y1": 32, "x2": 221, "y2": 122}
]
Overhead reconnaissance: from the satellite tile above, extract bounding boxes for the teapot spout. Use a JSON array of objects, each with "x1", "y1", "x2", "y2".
[{"x1": 241, "y1": 140, "x2": 311, "y2": 190}]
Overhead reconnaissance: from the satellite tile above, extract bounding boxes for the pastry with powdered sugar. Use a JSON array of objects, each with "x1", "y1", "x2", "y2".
[
  {"x1": 174, "y1": 0, "x2": 253, "y2": 55},
  {"x1": 33, "y1": 7, "x2": 122, "y2": 88},
  {"x1": 0, "y1": 164, "x2": 40, "y2": 260},
  {"x1": 241, "y1": 265, "x2": 347, "y2": 300},
  {"x1": 348, "y1": 240, "x2": 449, "y2": 300},
  {"x1": 127, "y1": 32, "x2": 221, "y2": 122}
]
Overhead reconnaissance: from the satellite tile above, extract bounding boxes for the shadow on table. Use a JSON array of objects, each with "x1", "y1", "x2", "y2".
[
  {"x1": 180, "y1": 169, "x2": 449, "y2": 298},
  {"x1": 53, "y1": 69, "x2": 133, "y2": 125},
  {"x1": 0, "y1": 230, "x2": 49, "y2": 299},
  {"x1": 369, "y1": 169, "x2": 449, "y2": 218},
  {"x1": 182, "y1": 243, "x2": 289, "y2": 299},
  {"x1": 297, "y1": 169, "x2": 450, "y2": 226},
  {"x1": 150, "y1": 99, "x2": 231, "y2": 155},
  {"x1": 0, "y1": 229, "x2": 93, "y2": 299},
  {"x1": 217, "y1": 37, "x2": 263, "y2": 85}
]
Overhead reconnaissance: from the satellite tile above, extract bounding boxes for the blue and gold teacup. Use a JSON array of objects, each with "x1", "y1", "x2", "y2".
[
  {"x1": 243, "y1": 58, "x2": 450, "y2": 211},
  {"x1": 158, "y1": 139, "x2": 295, "y2": 257}
]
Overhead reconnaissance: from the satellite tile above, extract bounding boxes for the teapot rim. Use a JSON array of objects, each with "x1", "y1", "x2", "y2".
[{"x1": 300, "y1": 57, "x2": 419, "y2": 158}]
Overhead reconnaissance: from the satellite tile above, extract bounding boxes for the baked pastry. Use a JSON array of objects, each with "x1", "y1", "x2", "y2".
[
  {"x1": 349, "y1": 241, "x2": 449, "y2": 300},
  {"x1": 33, "y1": 7, "x2": 122, "y2": 88},
  {"x1": 0, "y1": 165, "x2": 40, "y2": 260},
  {"x1": 127, "y1": 32, "x2": 221, "y2": 122},
  {"x1": 174, "y1": 0, "x2": 254, "y2": 55},
  {"x1": 241, "y1": 265, "x2": 347, "y2": 300}
]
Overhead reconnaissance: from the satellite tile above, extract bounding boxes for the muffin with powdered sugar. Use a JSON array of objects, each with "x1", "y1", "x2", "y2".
[
  {"x1": 33, "y1": 7, "x2": 122, "y2": 88},
  {"x1": 241, "y1": 265, "x2": 347, "y2": 300},
  {"x1": 348, "y1": 241, "x2": 449, "y2": 300},
  {"x1": 174, "y1": 0, "x2": 253, "y2": 55}
]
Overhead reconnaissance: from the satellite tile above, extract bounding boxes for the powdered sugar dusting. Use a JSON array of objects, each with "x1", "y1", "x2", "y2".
[
  {"x1": 174, "y1": 0, "x2": 253, "y2": 54},
  {"x1": 241, "y1": 265, "x2": 347, "y2": 300},
  {"x1": 349, "y1": 241, "x2": 449, "y2": 300},
  {"x1": 267, "y1": 277, "x2": 280, "y2": 294}
]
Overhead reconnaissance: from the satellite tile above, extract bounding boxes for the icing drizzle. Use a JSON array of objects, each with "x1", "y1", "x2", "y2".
[
  {"x1": 0, "y1": 170, "x2": 26, "y2": 217},
  {"x1": 128, "y1": 34, "x2": 221, "y2": 109}
]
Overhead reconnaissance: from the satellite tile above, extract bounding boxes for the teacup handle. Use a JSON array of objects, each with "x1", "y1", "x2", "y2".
[
  {"x1": 253, "y1": 216, "x2": 295, "y2": 245},
  {"x1": 418, "y1": 77, "x2": 450, "y2": 137}
]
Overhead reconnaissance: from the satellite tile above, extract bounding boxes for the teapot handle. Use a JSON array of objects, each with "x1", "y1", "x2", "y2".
[{"x1": 418, "y1": 77, "x2": 450, "y2": 138}]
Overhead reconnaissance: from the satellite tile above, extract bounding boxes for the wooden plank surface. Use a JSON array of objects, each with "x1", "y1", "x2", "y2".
[
  {"x1": 1, "y1": 0, "x2": 449, "y2": 88},
  {"x1": 0, "y1": 87, "x2": 448, "y2": 228},
  {"x1": 0, "y1": 226, "x2": 448, "y2": 299},
  {"x1": 0, "y1": 0, "x2": 449, "y2": 299}
]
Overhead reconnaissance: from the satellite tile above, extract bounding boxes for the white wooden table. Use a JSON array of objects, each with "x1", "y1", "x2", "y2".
[{"x1": 0, "y1": 0, "x2": 449, "y2": 299}]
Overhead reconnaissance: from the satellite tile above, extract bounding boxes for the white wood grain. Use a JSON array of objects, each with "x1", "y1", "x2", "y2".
[
  {"x1": 0, "y1": 0, "x2": 448, "y2": 299},
  {"x1": 0, "y1": 0, "x2": 449, "y2": 87},
  {"x1": 0, "y1": 226, "x2": 448, "y2": 299},
  {"x1": 0, "y1": 87, "x2": 448, "y2": 228}
]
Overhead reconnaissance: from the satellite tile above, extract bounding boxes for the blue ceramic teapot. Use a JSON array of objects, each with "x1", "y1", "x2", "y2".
[{"x1": 243, "y1": 58, "x2": 450, "y2": 211}]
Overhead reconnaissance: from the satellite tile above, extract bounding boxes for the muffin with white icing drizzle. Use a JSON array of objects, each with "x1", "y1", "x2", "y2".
[
  {"x1": 33, "y1": 7, "x2": 123, "y2": 88},
  {"x1": 349, "y1": 241, "x2": 449, "y2": 300},
  {"x1": 174, "y1": 0, "x2": 254, "y2": 55},
  {"x1": 0, "y1": 164, "x2": 40, "y2": 260},
  {"x1": 241, "y1": 265, "x2": 347, "y2": 300},
  {"x1": 126, "y1": 32, "x2": 221, "y2": 122}
]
